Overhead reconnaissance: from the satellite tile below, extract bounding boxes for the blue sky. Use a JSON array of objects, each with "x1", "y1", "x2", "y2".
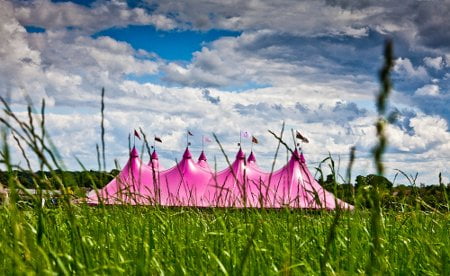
[
  {"x1": 1, "y1": 0, "x2": 450, "y2": 184},
  {"x1": 93, "y1": 26, "x2": 240, "y2": 61}
]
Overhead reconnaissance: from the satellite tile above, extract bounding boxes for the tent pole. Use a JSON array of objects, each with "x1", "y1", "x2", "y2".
[{"x1": 239, "y1": 130, "x2": 242, "y2": 147}]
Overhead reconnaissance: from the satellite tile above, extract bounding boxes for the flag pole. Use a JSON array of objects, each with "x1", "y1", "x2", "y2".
[
  {"x1": 239, "y1": 129, "x2": 242, "y2": 147},
  {"x1": 133, "y1": 131, "x2": 136, "y2": 148},
  {"x1": 186, "y1": 131, "x2": 188, "y2": 147},
  {"x1": 202, "y1": 135, "x2": 204, "y2": 151},
  {"x1": 251, "y1": 140, "x2": 254, "y2": 152},
  {"x1": 291, "y1": 128, "x2": 296, "y2": 151}
]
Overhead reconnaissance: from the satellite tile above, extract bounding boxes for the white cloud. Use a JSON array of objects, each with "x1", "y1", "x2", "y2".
[
  {"x1": 1, "y1": 27, "x2": 161, "y2": 107},
  {"x1": 162, "y1": 31, "x2": 378, "y2": 104},
  {"x1": 423, "y1": 56, "x2": 444, "y2": 70},
  {"x1": 2, "y1": 0, "x2": 450, "y2": 186},
  {"x1": 0, "y1": 1, "x2": 56, "y2": 105},
  {"x1": 415, "y1": 84, "x2": 440, "y2": 96},
  {"x1": 383, "y1": 158, "x2": 450, "y2": 186},
  {"x1": 142, "y1": 0, "x2": 450, "y2": 56},
  {"x1": 153, "y1": 0, "x2": 375, "y2": 37},
  {"x1": 410, "y1": 115, "x2": 450, "y2": 143},
  {"x1": 394, "y1": 57, "x2": 429, "y2": 80},
  {"x1": 13, "y1": 0, "x2": 176, "y2": 33}
]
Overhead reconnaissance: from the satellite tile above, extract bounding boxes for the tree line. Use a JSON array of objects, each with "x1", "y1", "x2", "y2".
[
  {"x1": 320, "y1": 174, "x2": 450, "y2": 210},
  {"x1": 1, "y1": 170, "x2": 449, "y2": 210}
]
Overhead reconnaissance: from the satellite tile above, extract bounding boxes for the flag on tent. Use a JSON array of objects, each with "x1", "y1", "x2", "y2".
[
  {"x1": 296, "y1": 130, "x2": 309, "y2": 143},
  {"x1": 241, "y1": 131, "x2": 250, "y2": 138},
  {"x1": 201, "y1": 135, "x2": 212, "y2": 150},
  {"x1": 252, "y1": 136, "x2": 259, "y2": 144},
  {"x1": 155, "y1": 136, "x2": 162, "y2": 143},
  {"x1": 134, "y1": 129, "x2": 141, "y2": 140}
]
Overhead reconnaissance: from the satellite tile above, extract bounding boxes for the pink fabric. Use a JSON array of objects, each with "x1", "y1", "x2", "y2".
[
  {"x1": 247, "y1": 152, "x2": 257, "y2": 167},
  {"x1": 197, "y1": 151, "x2": 209, "y2": 169},
  {"x1": 87, "y1": 147, "x2": 154, "y2": 205},
  {"x1": 200, "y1": 148, "x2": 268, "y2": 207},
  {"x1": 148, "y1": 150, "x2": 164, "y2": 171},
  {"x1": 156, "y1": 148, "x2": 212, "y2": 206},
  {"x1": 87, "y1": 147, "x2": 353, "y2": 209}
]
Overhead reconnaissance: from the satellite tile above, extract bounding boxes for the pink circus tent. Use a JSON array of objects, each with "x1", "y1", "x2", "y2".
[
  {"x1": 260, "y1": 149, "x2": 351, "y2": 209},
  {"x1": 156, "y1": 148, "x2": 211, "y2": 206},
  {"x1": 148, "y1": 150, "x2": 164, "y2": 170},
  {"x1": 197, "y1": 151, "x2": 209, "y2": 169},
  {"x1": 200, "y1": 148, "x2": 269, "y2": 208},
  {"x1": 87, "y1": 146, "x2": 352, "y2": 209},
  {"x1": 86, "y1": 147, "x2": 154, "y2": 205}
]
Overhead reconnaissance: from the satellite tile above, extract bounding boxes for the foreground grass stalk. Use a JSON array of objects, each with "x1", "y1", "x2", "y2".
[
  {"x1": 100, "y1": 87, "x2": 106, "y2": 172},
  {"x1": 368, "y1": 40, "x2": 394, "y2": 275}
]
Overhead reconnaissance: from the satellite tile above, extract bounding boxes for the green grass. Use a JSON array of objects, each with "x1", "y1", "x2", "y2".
[{"x1": 1, "y1": 206, "x2": 449, "y2": 274}]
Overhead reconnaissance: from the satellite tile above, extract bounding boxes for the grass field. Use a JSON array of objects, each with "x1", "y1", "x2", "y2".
[{"x1": 1, "y1": 204, "x2": 449, "y2": 274}]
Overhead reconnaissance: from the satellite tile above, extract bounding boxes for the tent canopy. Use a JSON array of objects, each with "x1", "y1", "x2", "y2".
[{"x1": 87, "y1": 147, "x2": 353, "y2": 209}]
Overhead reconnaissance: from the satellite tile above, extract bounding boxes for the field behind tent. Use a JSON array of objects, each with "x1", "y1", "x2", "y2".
[{"x1": 1, "y1": 204, "x2": 450, "y2": 274}]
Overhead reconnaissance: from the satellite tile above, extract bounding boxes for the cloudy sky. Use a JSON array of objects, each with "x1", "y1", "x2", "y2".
[{"x1": 1, "y1": 0, "x2": 450, "y2": 184}]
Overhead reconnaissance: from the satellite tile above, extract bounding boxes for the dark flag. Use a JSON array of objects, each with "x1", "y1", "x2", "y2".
[
  {"x1": 252, "y1": 136, "x2": 259, "y2": 144},
  {"x1": 188, "y1": 130, "x2": 194, "y2": 136},
  {"x1": 134, "y1": 129, "x2": 141, "y2": 140},
  {"x1": 296, "y1": 130, "x2": 309, "y2": 143},
  {"x1": 154, "y1": 136, "x2": 162, "y2": 143}
]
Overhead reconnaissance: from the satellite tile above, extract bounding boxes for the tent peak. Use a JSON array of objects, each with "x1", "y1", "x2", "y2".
[
  {"x1": 198, "y1": 151, "x2": 207, "y2": 162},
  {"x1": 183, "y1": 147, "x2": 192, "y2": 159},
  {"x1": 291, "y1": 148, "x2": 301, "y2": 160},
  {"x1": 151, "y1": 150, "x2": 159, "y2": 160},
  {"x1": 130, "y1": 147, "x2": 139, "y2": 158},
  {"x1": 300, "y1": 152, "x2": 306, "y2": 163},
  {"x1": 247, "y1": 151, "x2": 256, "y2": 163},
  {"x1": 236, "y1": 148, "x2": 246, "y2": 160},
  {"x1": 292, "y1": 149, "x2": 306, "y2": 163}
]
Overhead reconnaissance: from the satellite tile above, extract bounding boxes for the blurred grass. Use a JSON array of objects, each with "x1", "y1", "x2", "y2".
[{"x1": 0, "y1": 206, "x2": 449, "y2": 274}]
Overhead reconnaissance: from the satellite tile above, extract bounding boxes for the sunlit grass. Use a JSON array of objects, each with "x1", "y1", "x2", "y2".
[{"x1": 0, "y1": 206, "x2": 449, "y2": 274}]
